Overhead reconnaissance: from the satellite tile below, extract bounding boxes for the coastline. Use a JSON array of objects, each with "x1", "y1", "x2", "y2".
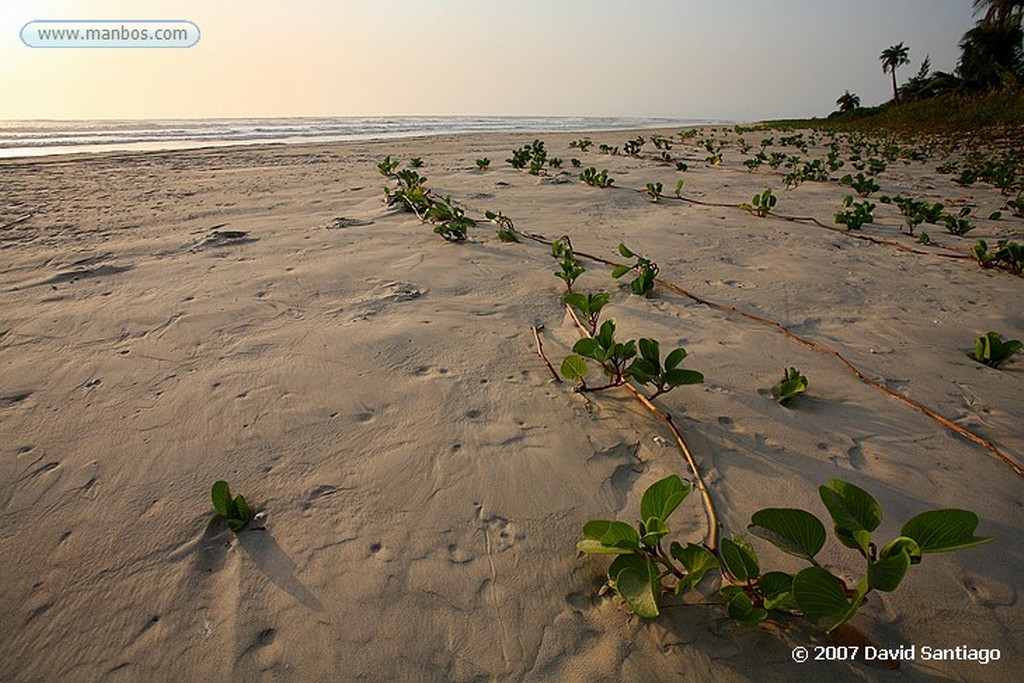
[
  {"x1": 1, "y1": 127, "x2": 1021, "y2": 681},
  {"x1": 0, "y1": 116, "x2": 723, "y2": 159}
]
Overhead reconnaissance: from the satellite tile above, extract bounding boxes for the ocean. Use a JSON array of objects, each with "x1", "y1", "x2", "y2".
[{"x1": 0, "y1": 116, "x2": 718, "y2": 158}]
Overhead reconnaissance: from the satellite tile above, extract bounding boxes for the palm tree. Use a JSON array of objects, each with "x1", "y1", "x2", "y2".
[
  {"x1": 880, "y1": 43, "x2": 911, "y2": 104},
  {"x1": 836, "y1": 91, "x2": 861, "y2": 113},
  {"x1": 973, "y1": 0, "x2": 1024, "y2": 25},
  {"x1": 958, "y1": 16, "x2": 1024, "y2": 89}
]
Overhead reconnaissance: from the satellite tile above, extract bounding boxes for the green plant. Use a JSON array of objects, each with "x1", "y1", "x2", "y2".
[
  {"x1": 552, "y1": 237, "x2": 586, "y2": 292},
  {"x1": 623, "y1": 136, "x2": 645, "y2": 157},
  {"x1": 549, "y1": 157, "x2": 563, "y2": 169},
  {"x1": 743, "y1": 152, "x2": 767, "y2": 171},
  {"x1": 720, "y1": 479, "x2": 992, "y2": 631},
  {"x1": 973, "y1": 331, "x2": 1022, "y2": 368},
  {"x1": 508, "y1": 139, "x2": 547, "y2": 170},
  {"x1": 973, "y1": 239, "x2": 1023, "y2": 274},
  {"x1": 409, "y1": 157, "x2": 424, "y2": 168},
  {"x1": 485, "y1": 210, "x2": 518, "y2": 243},
  {"x1": 425, "y1": 196, "x2": 476, "y2": 241},
  {"x1": 626, "y1": 338, "x2": 705, "y2": 398},
  {"x1": 675, "y1": 161, "x2": 689, "y2": 172},
  {"x1": 377, "y1": 155, "x2": 400, "y2": 176},
  {"x1": 918, "y1": 232, "x2": 931, "y2": 245},
  {"x1": 570, "y1": 138, "x2": 593, "y2": 152},
  {"x1": 612, "y1": 243, "x2": 659, "y2": 297},
  {"x1": 560, "y1": 319, "x2": 637, "y2": 391},
  {"x1": 383, "y1": 168, "x2": 433, "y2": 216},
  {"x1": 563, "y1": 291, "x2": 610, "y2": 335},
  {"x1": 887, "y1": 196, "x2": 942, "y2": 236},
  {"x1": 674, "y1": 179, "x2": 685, "y2": 197},
  {"x1": 741, "y1": 188, "x2": 777, "y2": 217},
  {"x1": 571, "y1": 158, "x2": 582, "y2": 168},
  {"x1": 840, "y1": 172, "x2": 880, "y2": 197},
  {"x1": 579, "y1": 167, "x2": 615, "y2": 188},
  {"x1": 211, "y1": 480, "x2": 255, "y2": 533},
  {"x1": 579, "y1": 476, "x2": 992, "y2": 629},
  {"x1": 645, "y1": 182, "x2": 663, "y2": 202},
  {"x1": 775, "y1": 367, "x2": 808, "y2": 404},
  {"x1": 476, "y1": 157, "x2": 491, "y2": 171},
  {"x1": 1008, "y1": 198, "x2": 1024, "y2": 217},
  {"x1": 942, "y1": 207, "x2": 976, "y2": 236},
  {"x1": 577, "y1": 475, "x2": 719, "y2": 617},
  {"x1": 834, "y1": 196, "x2": 875, "y2": 231},
  {"x1": 507, "y1": 147, "x2": 531, "y2": 169},
  {"x1": 826, "y1": 150, "x2": 845, "y2": 173},
  {"x1": 783, "y1": 160, "x2": 829, "y2": 189},
  {"x1": 954, "y1": 167, "x2": 979, "y2": 186},
  {"x1": 651, "y1": 134, "x2": 672, "y2": 150}
]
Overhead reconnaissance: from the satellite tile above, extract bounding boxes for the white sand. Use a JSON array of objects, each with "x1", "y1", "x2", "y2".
[{"x1": 1, "y1": 128, "x2": 1021, "y2": 681}]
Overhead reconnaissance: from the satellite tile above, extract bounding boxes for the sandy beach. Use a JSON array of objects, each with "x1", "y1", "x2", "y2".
[{"x1": 1, "y1": 127, "x2": 1022, "y2": 681}]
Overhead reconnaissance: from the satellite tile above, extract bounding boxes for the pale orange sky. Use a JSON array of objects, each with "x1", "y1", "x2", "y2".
[{"x1": 2, "y1": 0, "x2": 976, "y2": 121}]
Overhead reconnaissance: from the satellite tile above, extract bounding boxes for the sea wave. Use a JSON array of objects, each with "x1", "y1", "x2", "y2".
[{"x1": 0, "y1": 115, "x2": 719, "y2": 158}]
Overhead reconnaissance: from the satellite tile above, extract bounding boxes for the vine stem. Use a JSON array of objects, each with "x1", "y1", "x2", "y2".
[
  {"x1": 506, "y1": 227, "x2": 1023, "y2": 479},
  {"x1": 530, "y1": 325, "x2": 562, "y2": 383},
  {"x1": 564, "y1": 304, "x2": 721, "y2": 552}
]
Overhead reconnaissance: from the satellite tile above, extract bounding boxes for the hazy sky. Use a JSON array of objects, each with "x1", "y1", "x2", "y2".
[{"x1": 1, "y1": 0, "x2": 980, "y2": 121}]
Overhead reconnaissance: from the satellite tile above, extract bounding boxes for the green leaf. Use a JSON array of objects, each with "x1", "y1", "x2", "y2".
[
  {"x1": 562, "y1": 292, "x2": 586, "y2": 312},
  {"x1": 211, "y1": 481, "x2": 232, "y2": 518},
  {"x1": 792, "y1": 566, "x2": 850, "y2": 627},
  {"x1": 581, "y1": 519, "x2": 613, "y2": 540},
  {"x1": 610, "y1": 555, "x2": 660, "y2": 618},
  {"x1": 618, "y1": 243, "x2": 635, "y2": 258},
  {"x1": 611, "y1": 265, "x2": 631, "y2": 279},
  {"x1": 664, "y1": 347, "x2": 687, "y2": 371},
  {"x1": 640, "y1": 474, "x2": 691, "y2": 522},
  {"x1": 663, "y1": 369, "x2": 704, "y2": 387},
  {"x1": 670, "y1": 542, "x2": 720, "y2": 592},
  {"x1": 749, "y1": 508, "x2": 826, "y2": 561},
  {"x1": 640, "y1": 516, "x2": 670, "y2": 546},
  {"x1": 627, "y1": 359, "x2": 659, "y2": 383},
  {"x1": 819, "y1": 479, "x2": 881, "y2": 554},
  {"x1": 878, "y1": 536, "x2": 922, "y2": 564},
  {"x1": 583, "y1": 520, "x2": 640, "y2": 551},
  {"x1": 869, "y1": 549, "x2": 911, "y2": 592},
  {"x1": 719, "y1": 535, "x2": 760, "y2": 582},
  {"x1": 560, "y1": 355, "x2": 588, "y2": 381},
  {"x1": 760, "y1": 571, "x2": 798, "y2": 611},
  {"x1": 572, "y1": 338, "x2": 600, "y2": 358},
  {"x1": 235, "y1": 495, "x2": 253, "y2": 525},
  {"x1": 576, "y1": 539, "x2": 635, "y2": 555},
  {"x1": 725, "y1": 590, "x2": 768, "y2": 625},
  {"x1": 596, "y1": 320, "x2": 616, "y2": 345},
  {"x1": 638, "y1": 338, "x2": 660, "y2": 364},
  {"x1": 900, "y1": 509, "x2": 993, "y2": 553}
]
